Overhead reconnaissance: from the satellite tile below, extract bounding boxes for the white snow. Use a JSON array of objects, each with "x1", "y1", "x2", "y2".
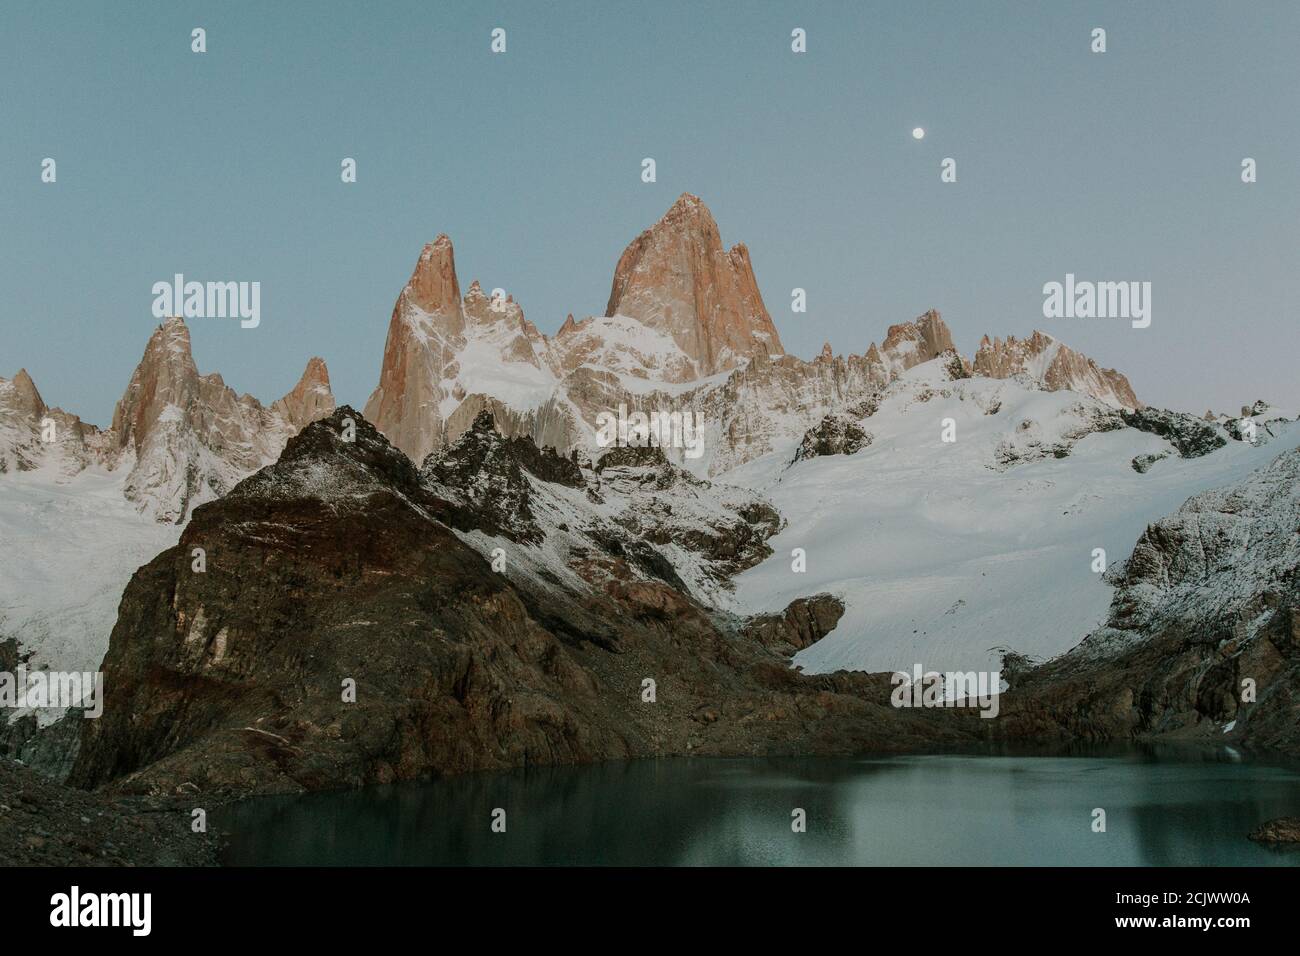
[
  {"x1": 0, "y1": 463, "x2": 180, "y2": 721},
  {"x1": 719, "y1": 361, "x2": 1300, "y2": 677},
  {"x1": 448, "y1": 333, "x2": 555, "y2": 412}
]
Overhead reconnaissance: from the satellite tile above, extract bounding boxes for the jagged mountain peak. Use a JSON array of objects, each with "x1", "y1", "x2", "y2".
[
  {"x1": 404, "y1": 234, "x2": 464, "y2": 326},
  {"x1": 971, "y1": 328, "x2": 1139, "y2": 409},
  {"x1": 5, "y1": 368, "x2": 46, "y2": 417},
  {"x1": 880, "y1": 309, "x2": 956, "y2": 369},
  {"x1": 424, "y1": 409, "x2": 582, "y2": 490},
  {"x1": 271, "y1": 356, "x2": 335, "y2": 430},
  {"x1": 106, "y1": 315, "x2": 336, "y2": 522},
  {"x1": 0, "y1": 367, "x2": 106, "y2": 477},
  {"x1": 604, "y1": 194, "x2": 785, "y2": 377}
]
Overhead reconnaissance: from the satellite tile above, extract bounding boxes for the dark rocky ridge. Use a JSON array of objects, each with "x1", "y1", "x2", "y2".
[
  {"x1": 791, "y1": 414, "x2": 872, "y2": 463},
  {"x1": 70, "y1": 408, "x2": 980, "y2": 797},
  {"x1": 1120, "y1": 407, "x2": 1227, "y2": 458}
]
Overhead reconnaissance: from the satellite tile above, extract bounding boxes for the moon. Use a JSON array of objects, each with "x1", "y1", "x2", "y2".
[{"x1": 912, "y1": 127, "x2": 925, "y2": 140}]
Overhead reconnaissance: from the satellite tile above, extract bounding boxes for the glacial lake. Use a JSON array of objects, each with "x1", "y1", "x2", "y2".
[{"x1": 215, "y1": 748, "x2": 1300, "y2": 866}]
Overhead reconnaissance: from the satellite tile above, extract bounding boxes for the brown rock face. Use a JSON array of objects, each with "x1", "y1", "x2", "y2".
[
  {"x1": 7, "y1": 369, "x2": 46, "y2": 420},
  {"x1": 363, "y1": 236, "x2": 465, "y2": 465},
  {"x1": 70, "y1": 409, "x2": 980, "y2": 797},
  {"x1": 271, "y1": 356, "x2": 334, "y2": 429},
  {"x1": 364, "y1": 238, "x2": 560, "y2": 464},
  {"x1": 971, "y1": 330, "x2": 1139, "y2": 409},
  {"x1": 604, "y1": 193, "x2": 785, "y2": 377}
]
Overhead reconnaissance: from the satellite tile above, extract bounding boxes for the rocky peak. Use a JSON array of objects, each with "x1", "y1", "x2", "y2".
[
  {"x1": 365, "y1": 236, "x2": 562, "y2": 465},
  {"x1": 364, "y1": 238, "x2": 466, "y2": 465},
  {"x1": 110, "y1": 317, "x2": 200, "y2": 453},
  {"x1": 791, "y1": 414, "x2": 872, "y2": 463},
  {"x1": 971, "y1": 330, "x2": 1139, "y2": 409},
  {"x1": 405, "y1": 235, "x2": 464, "y2": 331},
  {"x1": 0, "y1": 369, "x2": 101, "y2": 475},
  {"x1": 427, "y1": 410, "x2": 582, "y2": 488},
  {"x1": 110, "y1": 316, "x2": 335, "y2": 522},
  {"x1": 6, "y1": 369, "x2": 47, "y2": 419},
  {"x1": 604, "y1": 193, "x2": 785, "y2": 377},
  {"x1": 419, "y1": 410, "x2": 583, "y2": 545},
  {"x1": 270, "y1": 357, "x2": 334, "y2": 430},
  {"x1": 878, "y1": 310, "x2": 956, "y2": 375},
  {"x1": 1120, "y1": 407, "x2": 1226, "y2": 458},
  {"x1": 231, "y1": 404, "x2": 423, "y2": 506}
]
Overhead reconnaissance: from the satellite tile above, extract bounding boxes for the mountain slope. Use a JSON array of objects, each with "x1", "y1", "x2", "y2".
[
  {"x1": 721, "y1": 359, "x2": 1299, "y2": 678},
  {"x1": 70, "y1": 408, "x2": 978, "y2": 796},
  {"x1": 998, "y1": 446, "x2": 1300, "y2": 751}
]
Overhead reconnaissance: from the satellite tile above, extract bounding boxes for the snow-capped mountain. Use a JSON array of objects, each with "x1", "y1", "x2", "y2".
[
  {"x1": 361, "y1": 195, "x2": 1144, "y2": 478},
  {"x1": 602, "y1": 192, "x2": 785, "y2": 378},
  {"x1": 112, "y1": 317, "x2": 335, "y2": 522},
  {"x1": 0, "y1": 318, "x2": 334, "y2": 679},
  {"x1": 4, "y1": 191, "x2": 1296, "y2": 710},
  {"x1": 720, "y1": 361, "x2": 1296, "y2": 678},
  {"x1": 972, "y1": 330, "x2": 1138, "y2": 409},
  {"x1": 0, "y1": 370, "x2": 112, "y2": 479}
]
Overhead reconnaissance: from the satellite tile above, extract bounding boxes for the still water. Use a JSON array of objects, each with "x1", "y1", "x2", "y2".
[{"x1": 216, "y1": 749, "x2": 1300, "y2": 866}]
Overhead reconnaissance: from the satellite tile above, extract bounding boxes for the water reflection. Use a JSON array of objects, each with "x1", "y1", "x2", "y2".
[{"x1": 215, "y1": 749, "x2": 1300, "y2": 866}]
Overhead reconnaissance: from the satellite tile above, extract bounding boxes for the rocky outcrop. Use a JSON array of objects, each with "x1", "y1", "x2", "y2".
[
  {"x1": 271, "y1": 356, "x2": 334, "y2": 429},
  {"x1": 1119, "y1": 407, "x2": 1226, "y2": 458},
  {"x1": 70, "y1": 408, "x2": 979, "y2": 797},
  {"x1": 791, "y1": 414, "x2": 871, "y2": 463},
  {"x1": 587, "y1": 438, "x2": 783, "y2": 587},
  {"x1": 996, "y1": 447, "x2": 1300, "y2": 753},
  {"x1": 1130, "y1": 452, "x2": 1168, "y2": 474},
  {"x1": 605, "y1": 193, "x2": 784, "y2": 377},
  {"x1": 420, "y1": 411, "x2": 583, "y2": 545},
  {"x1": 972, "y1": 330, "x2": 1139, "y2": 408},
  {"x1": 1249, "y1": 818, "x2": 1300, "y2": 844},
  {"x1": 879, "y1": 310, "x2": 956, "y2": 376},
  {"x1": 423, "y1": 411, "x2": 782, "y2": 602},
  {"x1": 742, "y1": 594, "x2": 846, "y2": 656}
]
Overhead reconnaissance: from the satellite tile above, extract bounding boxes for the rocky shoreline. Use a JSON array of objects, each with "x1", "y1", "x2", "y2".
[{"x1": 0, "y1": 758, "x2": 218, "y2": 867}]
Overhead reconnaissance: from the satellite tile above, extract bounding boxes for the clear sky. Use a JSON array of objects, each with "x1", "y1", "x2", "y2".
[{"x1": 2, "y1": 0, "x2": 1296, "y2": 422}]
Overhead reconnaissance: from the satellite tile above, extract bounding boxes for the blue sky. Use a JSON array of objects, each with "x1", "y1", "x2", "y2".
[{"x1": 2, "y1": 0, "x2": 1297, "y2": 421}]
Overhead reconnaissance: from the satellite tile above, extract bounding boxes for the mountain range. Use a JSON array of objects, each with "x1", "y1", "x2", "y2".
[{"x1": 2, "y1": 195, "x2": 1297, "y2": 787}]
